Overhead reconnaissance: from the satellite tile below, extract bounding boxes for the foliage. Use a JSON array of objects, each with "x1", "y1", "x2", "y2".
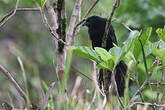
[{"x1": 0, "y1": 0, "x2": 165, "y2": 109}]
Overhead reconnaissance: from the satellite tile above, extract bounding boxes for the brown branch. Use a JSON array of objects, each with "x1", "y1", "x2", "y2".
[
  {"x1": 0, "y1": 0, "x2": 19, "y2": 27},
  {"x1": 129, "y1": 102, "x2": 165, "y2": 108},
  {"x1": 0, "y1": 64, "x2": 27, "y2": 102},
  {"x1": 0, "y1": 7, "x2": 39, "y2": 28},
  {"x1": 102, "y1": 0, "x2": 120, "y2": 48},
  {"x1": 156, "y1": 68, "x2": 164, "y2": 104},
  {"x1": 128, "y1": 72, "x2": 153, "y2": 107},
  {"x1": 71, "y1": 66, "x2": 93, "y2": 81},
  {"x1": 71, "y1": 76, "x2": 82, "y2": 98},
  {"x1": 43, "y1": 82, "x2": 55, "y2": 107},
  {"x1": 73, "y1": 0, "x2": 100, "y2": 36},
  {"x1": 39, "y1": 5, "x2": 68, "y2": 45},
  {"x1": 150, "y1": 83, "x2": 165, "y2": 85},
  {"x1": 98, "y1": 0, "x2": 120, "y2": 102},
  {"x1": 56, "y1": 0, "x2": 66, "y2": 52},
  {"x1": 111, "y1": 72, "x2": 124, "y2": 108},
  {"x1": 45, "y1": 0, "x2": 67, "y2": 82},
  {"x1": 16, "y1": 8, "x2": 40, "y2": 11},
  {"x1": 66, "y1": 0, "x2": 83, "y2": 45},
  {"x1": 160, "y1": 69, "x2": 165, "y2": 105},
  {"x1": 87, "y1": 89, "x2": 97, "y2": 110}
]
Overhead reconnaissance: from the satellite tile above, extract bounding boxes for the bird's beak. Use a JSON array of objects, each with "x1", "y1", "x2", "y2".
[{"x1": 82, "y1": 21, "x2": 89, "y2": 27}]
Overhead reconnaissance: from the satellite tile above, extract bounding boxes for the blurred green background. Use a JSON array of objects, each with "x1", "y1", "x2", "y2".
[{"x1": 0, "y1": 0, "x2": 165, "y2": 108}]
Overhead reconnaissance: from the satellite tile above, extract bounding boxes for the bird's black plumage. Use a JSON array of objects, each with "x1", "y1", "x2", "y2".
[
  {"x1": 83, "y1": 16, "x2": 117, "y2": 50},
  {"x1": 83, "y1": 16, "x2": 128, "y2": 96}
]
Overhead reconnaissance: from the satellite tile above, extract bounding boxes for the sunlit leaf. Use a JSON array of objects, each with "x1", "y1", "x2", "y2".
[
  {"x1": 133, "y1": 27, "x2": 152, "y2": 61},
  {"x1": 95, "y1": 47, "x2": 112, "y2": 61},
  {"x1": 156, "y1": 28, "x2": 165, "y2": 42},
  {"x1": 33, "y1": 0, "x2": 47, "y2": 7},
  {"x1": 115, "y1": 33, "x2": 138, "y2": 68},
  {"x1": 72, "y1": 46, "x2": 101, "y2": 62},
  {"x1": 97, "y1": 59, "x2": 114, "y2": 71}
]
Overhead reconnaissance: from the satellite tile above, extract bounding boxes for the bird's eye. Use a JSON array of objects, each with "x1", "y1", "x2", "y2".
[{"x1": 82, "y1": 21, "x2": 90, "y2": 27}]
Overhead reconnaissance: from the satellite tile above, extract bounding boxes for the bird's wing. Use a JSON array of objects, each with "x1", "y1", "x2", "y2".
[{"x1": 108, "y1": 25, "x2": 118, "y2": 45}]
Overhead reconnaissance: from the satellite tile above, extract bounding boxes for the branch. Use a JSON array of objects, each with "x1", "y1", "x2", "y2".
[
  {"x1": 56, "y1": 0, "x2": 66, "y2": 52},
  {"x1": 43, "y1": 82, "x2": 55, "y2": 107},
  {"x1": 16, "y1": 8, "x2": 40, "y2": 11},
  {"x1": 87, "y1": 89, "x2": 97, "y2": 110},
  {"x1": 39, "y1": 5, "x2": 68, "y2": 45},
  {"x1": 129, "y1": 102, "x2": 165, "y2": 108},
  {"x1": 111, "y1": 72, "x2": 124, "y2": 108},
  {"x1": 156, "y1": 68, "x2": 164, "y2": 104},
  {"x1": 73, "y1": 0, "x2": 100, "y2": 36},
  {"x1": 0, "y1": 0, "x2": 19, "y2": 27},
  {"x1": 71, "y1": 66, "x2": 93, "y2": 81},
  {"x1": 71, "y1": 76, "x2": 82, "y2": 98},
  {"x1": 0, "y1": 64, "x2": 27, "y2": 102},
  {"x1": 101, "y1": 0, "x2": 120, "y2": 48},
  {"x1": 66, "y1": 0, "x2": 83, "y2": 45},
  {"x1": 128, "y1": 72, "x2": 153, "y2": 106}
]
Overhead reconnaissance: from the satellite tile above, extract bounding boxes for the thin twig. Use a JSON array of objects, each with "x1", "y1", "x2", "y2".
[
  {"x1": 0, "y1": 64, "x2": 27, "y2": 101},
  {"x1": 156, "y1": 68, "x2": 164, "y2": 104},
  {"x1": 17, "y1": 57, "x2": 30, "y2": 107},
  {"x1": 43, "y1": 82, "x2": 55, "y2": 107},
  {"x1": 128, "y1": 72, "x2": 152, "y2": 107},
  {"x1": 111, "y1": 73, "x2": 124, "y2": 108},
  {"x1": 87, "y1": 89, "x2": 97, "y2": 110},
  {"x1": 39, "y1": 6, "x2": 68, "y2": 45},
  {"x1": 102, "y1": 0, "x2": 120, "y2": 48},
  {"x1": 129, "y1": 102, "x2": 165, "y2": 108},
  {"x1": 71, "y1": 66, "x2": 93, "y2": 81},
  {"x1": 66, "y1": 0, "x2": 83, "y2": 45},
  {"x1": 0, "y1": 0, "x2": 19, "y2": 27},
  {"x1": 71, "y1": 76, "x2": 82, "y2": 98},
  {"x1": 160, "y1": 69, "x2": 165, "y2": 104},
  {"x1": 100, "y1": 0, "x2": 120, "y2": 102},
  {"x1": 73, "y1": 0, "x2": 100, "y2": 36},
  {"x1": 16, "y1": 8, "x2": 40, "y2": 11},
  {"x1": 112, "y1": 18, "x2": 133, "y2": 32},
  {"x1": 0, "y1": 7, "x2": 39, "y2": 27}
]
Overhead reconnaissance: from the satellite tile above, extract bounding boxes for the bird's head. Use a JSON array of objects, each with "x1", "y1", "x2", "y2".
[{"x1": 82, "y1": 16, "x2": 106, "y2": 28}]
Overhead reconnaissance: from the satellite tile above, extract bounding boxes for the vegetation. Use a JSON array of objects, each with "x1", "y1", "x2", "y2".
[{"x1": 0, "y1": 0, "x2": 165, "y2": 109}]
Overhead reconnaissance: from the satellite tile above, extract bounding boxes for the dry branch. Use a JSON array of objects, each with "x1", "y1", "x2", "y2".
[
  {"x1": 0, "y1": 0, "x2": 19, "y2": 27},
  {"x1": 44, "y1": 0, "x2": 67, "y2": 82},
  {"x1": 43, "y1": 82, "x2": 55, "y2": 107},
  {"x1": 0, "y1": 64, "x2": 27, "y2": 102},
  {"x1": 102, "y1": 0, "x2": 120, "y2": 48},
  {"x1": 128, "y1": 72, "x2": 153, "y2": 107},
  {"x1": 39, "y1": 6, "x2": 68, "y2": 45},
  {"x1": 73, "y1": 0, "x2": 100, "y2": 36},
  {"x1": 129, "y1": 102, "x2": 165, "y2": 108},
  {"x1": 66, "y1": 0, "x2": 83, "y2": 45}
]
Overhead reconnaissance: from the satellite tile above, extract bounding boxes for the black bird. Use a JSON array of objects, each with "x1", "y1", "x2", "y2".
[{"x1": 83, "y1": 16, "x2": 128, "y2": 96}]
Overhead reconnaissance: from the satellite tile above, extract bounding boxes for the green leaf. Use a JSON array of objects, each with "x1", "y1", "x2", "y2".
[
  {"x1": 97, "y1": 59, "x2": 114, "y2": 71},
  {"x1": 156, "y1": 28, "x2": 165, "y2": 42},
  {"x1": 109, "y1": 46, "x2": 121, "y2": 57},
  {"x1": 61, "y1": 47, "x2": 73, "y2": 94},
  {"x1": 115, "y1": 34, "x2": 137, "y2": 68},
  {"x1": 139, "y1": 41, "x2": 160, "y2": 61},
  {"x1": 41, "y1": 80, "x2": 49, "y2": 91},
  {"x1": 72, "y1": 46, "x2": 101, "y2": 62},
  {"x1": 133, "y1": 27, "x2": 152, "y2": 61},
  {"x1": 33, "y1": 0, "x2": 47, "y2": 7},
  {"x1": 94, "y1": 47, "x2": 112, "y2": 61},
  {"x1": 144, "y1": 90, "x2": 163, "y2": 100}
]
